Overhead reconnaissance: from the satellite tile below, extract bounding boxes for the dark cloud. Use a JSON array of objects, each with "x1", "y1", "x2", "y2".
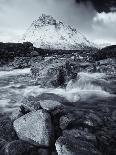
[{"x1": 76, "y1": 0, "x2": 116, "y2": 12}]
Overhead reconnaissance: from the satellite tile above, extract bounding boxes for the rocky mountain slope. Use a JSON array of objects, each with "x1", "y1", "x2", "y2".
[{"x1": 22, "y1": 14, "x2": 94, "y2": 50}]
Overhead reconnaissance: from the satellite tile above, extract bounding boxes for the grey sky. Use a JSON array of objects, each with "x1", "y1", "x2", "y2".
[{"x1": 0, "y1": 0, "x2": 116, "y2": 44}]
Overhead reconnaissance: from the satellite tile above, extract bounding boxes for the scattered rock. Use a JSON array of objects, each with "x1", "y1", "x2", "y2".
[
  {"x1": 0, "y1": 42, "x2": 40, "y2": 67},
  {"x1": 0, "y1": 140, "x2": 36, "y2": 155},
  {"x1": 13, "y1": 110, "x2": 54, "y2": 147},
  {"x1": 39, "y1": 100, "x2": 62, "y2": 111}
]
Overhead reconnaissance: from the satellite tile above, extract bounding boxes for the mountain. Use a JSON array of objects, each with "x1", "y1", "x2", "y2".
[{"x1": 22, "y1": 14, "x2": 94, "y2": 50}]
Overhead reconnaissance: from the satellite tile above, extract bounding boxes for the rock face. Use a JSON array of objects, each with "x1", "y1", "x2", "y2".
[
  {"x1": 22, "y1": 14, "x2": 93, "y2": 50},
  {"x1": 13, "y1": 110, "x2": 54, "y2": 147}
]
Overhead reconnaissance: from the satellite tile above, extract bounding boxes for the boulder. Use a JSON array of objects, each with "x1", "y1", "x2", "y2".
[
  {"x1": 96, "y1": 127, "x2": 116, "y2": 155},
  {"x1": 0, "y1": 140, "x2": 36, "y2": 155},
  {"x1": 0, "y1": 138, "x2": 7, "y2": 150},
  {"x1": 84, "y1": 112, "x2": 102, "y2": 128},
  {"x1": 21, "y1": 96, "x2": 41, "y2": 112},
  {"x1": 10, "y1": 108, "x2": 23, "y2": 121},
  {"x1": 0, "y1": 115, "x2": 18, "y2": 142},
  {"x1": 55, "y1": 136, "x2": 101, "y2": 155},
  {"x1": 30, "y1": 56, "x2": 79, "y2": 87},
  {"x1": 13, "y1": 110, "x2": 54, "y2": 147},
  {"x1": 36, "y1": 93, "x2": 68, "y2": 104},
  {"x1": 59, "y1": 114, "x2": 75, "y2": 130},
  {"x1": 39, "y1": 100, "x2": 62, "y2": 111},
  {"x1": 63, "y1": 129, "x2": 97, "y2": 144}
]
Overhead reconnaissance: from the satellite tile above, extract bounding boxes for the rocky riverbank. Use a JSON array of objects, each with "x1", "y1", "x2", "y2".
[
  {"x1": 0, "y1": 43, "x2": 116, "y2": 155},
  {"x1": 0, "y1": 94, "x2": 116, "y2": 155}
]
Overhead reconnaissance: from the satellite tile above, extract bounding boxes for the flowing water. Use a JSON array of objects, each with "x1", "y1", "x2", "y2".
[{"x1": 0, "y1": 68, "x2": 115, "y2": 112}]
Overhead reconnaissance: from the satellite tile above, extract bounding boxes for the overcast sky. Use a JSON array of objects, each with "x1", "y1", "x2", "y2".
[{"x1": 0, "y1": 0, "x2": 116, "y2": 45}]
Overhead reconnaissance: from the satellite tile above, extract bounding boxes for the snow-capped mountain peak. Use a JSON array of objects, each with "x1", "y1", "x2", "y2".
[
  {"x1": 22, "y1": 14, "x2": 94, "y2": 50},
  {"x1": 33, "y1": 14, "x2": 59, "y2": 27}
]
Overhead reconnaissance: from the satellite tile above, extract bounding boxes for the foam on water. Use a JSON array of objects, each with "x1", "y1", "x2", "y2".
[
  {"x1": 0, "y1": 69, "x2": 114, "y2": 112},
  {"x1": 22, "y1": 72, "x2": 113, "y2": 102},
  {"x1": 0, "y1": 68, "x2": 30, "y2": 78}
]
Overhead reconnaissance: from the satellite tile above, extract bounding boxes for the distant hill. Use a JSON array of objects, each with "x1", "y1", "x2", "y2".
[{"x1": 92, "y1": 45, "x2": 116, "y2": 61}]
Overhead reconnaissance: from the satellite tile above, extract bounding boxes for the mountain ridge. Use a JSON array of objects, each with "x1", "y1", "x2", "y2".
[{"x1": 22, "y1": 14, "x2": 94, "y2": 50}]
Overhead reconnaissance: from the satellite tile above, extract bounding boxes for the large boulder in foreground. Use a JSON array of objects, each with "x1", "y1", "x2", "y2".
[{"x1": 13, "y1": 110, "x2": 54, "y2": 147}]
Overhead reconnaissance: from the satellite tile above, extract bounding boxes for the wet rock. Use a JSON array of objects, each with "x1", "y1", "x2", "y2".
[
  {"x1": 37, "y1": 93, "x2": 68, "y2": 104},
  {"x1": 0, "y1": 140, "x2": 36, "y2": 155},
  {"x1": 84, "y1": 112, "x2": 103, "y2": 128},
  {"x1": 39, "y1": 100, "x2": 62, "y2": 111},
  {"x1": 13, "y1": 110, "x2": 54, "y2": 147},
  {"x1": 0, "y1": 138, "x2": 7, "y2": 150},
  {"x1": 57, "y1": 66, "x2": 66, "y2": 87},
  {"x1": 55, "y1": 136, "x2": 101, "y2": 155},
  {"x1": 38, "y1": 148, "x2": 50, "y2": 155},
  {"x1": 52, "y1": 151, "x2": 58, "y2": 155},
  {"x1": 0, "y1": 42, "x2": 40, "y2": 66},
  {"x1": 63, "y1": 129, "x2": 97, "y2": 144},
  {"x1": 10, "y1": 108, "x2": 23, "y2": 121},
  {"x1": 0, "y1": 115, "x2": 18, "y2": 142},
  {"x1": 30, "y1": 56, "x2": 79, "y2": 87},
  {"x1": 50, "y1": 106, "x2": 67, "y2": 140},
  {"x1": 95, "y1": 58, "x2": 116, "y2": 74},
  {"x1": 59, "y1": 114, "x2": 76, "y2": 130},
  {"x1": 21, "y1": 96, "x2": 41, "y2": 112},
  {"x1": 96, "y1": 128, "x2": 116, "y2": 155}
]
